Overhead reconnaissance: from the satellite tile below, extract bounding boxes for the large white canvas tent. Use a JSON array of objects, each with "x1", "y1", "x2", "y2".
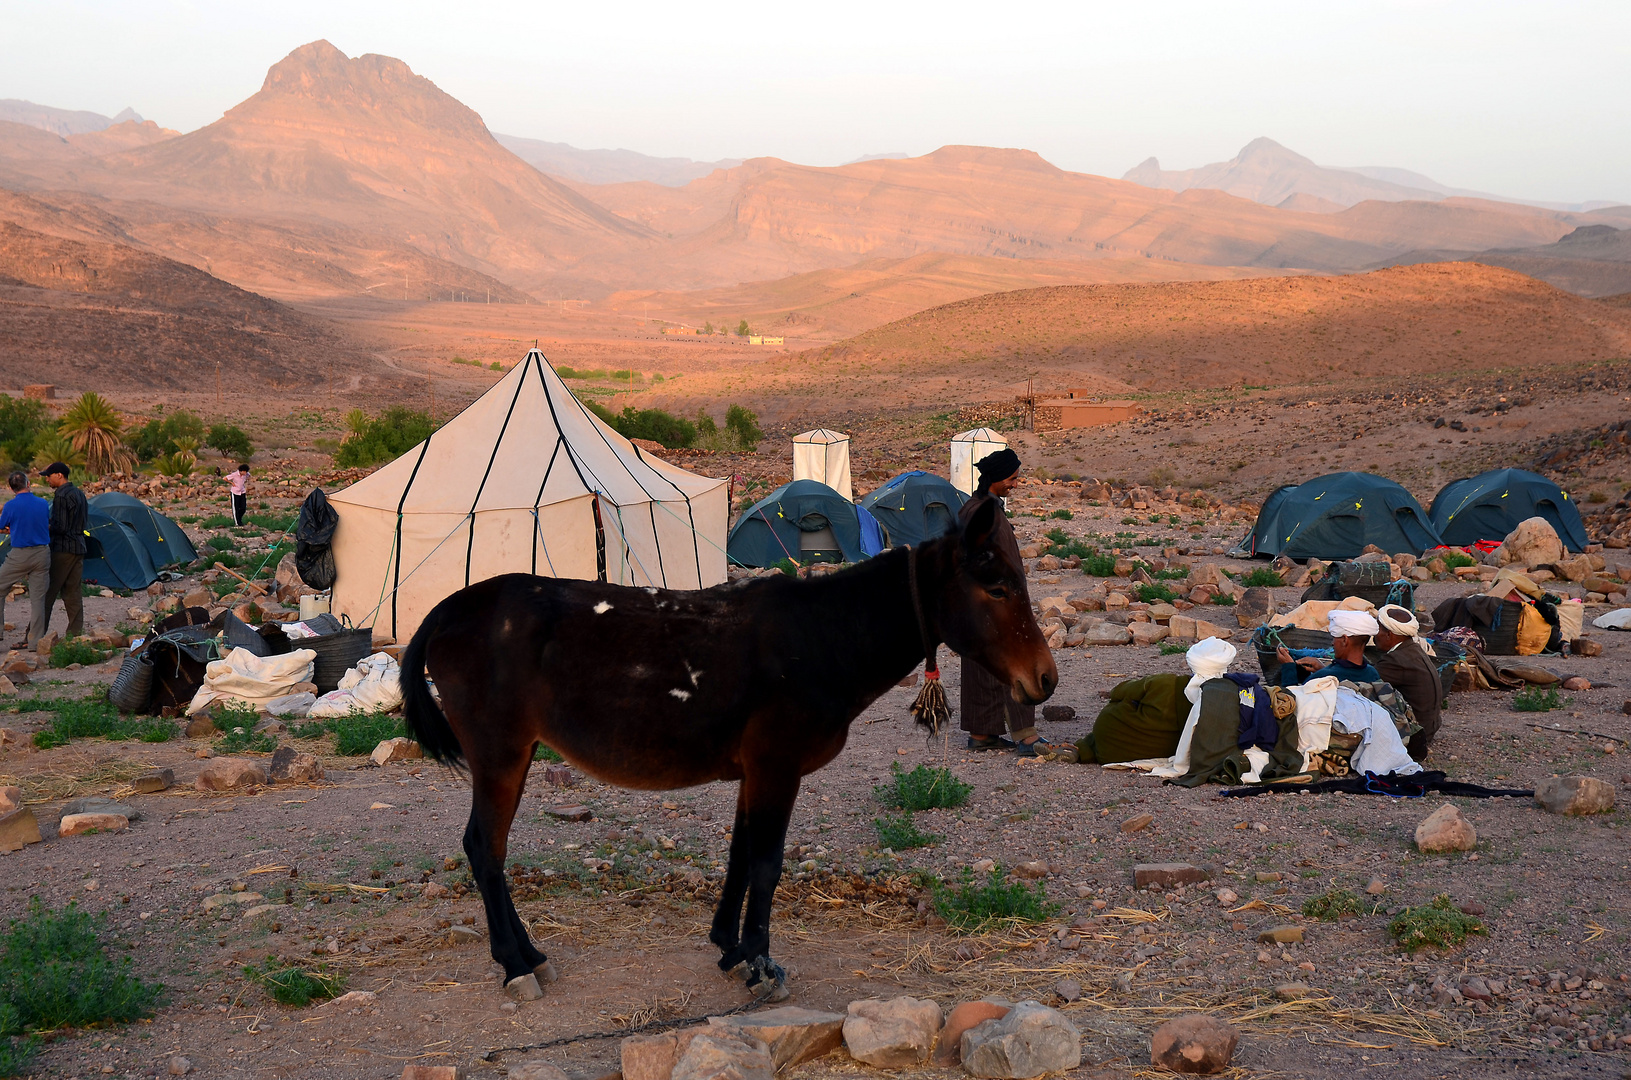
[
  {"x1": 950, "y1": 428, "x2": 1009, "y2": 495},
  {"x1": 328, "y1": 349, "x2": 728, "y2": 640},
  {"x1": 792, "y1": 429, "x2": 852, "y2": 500}
]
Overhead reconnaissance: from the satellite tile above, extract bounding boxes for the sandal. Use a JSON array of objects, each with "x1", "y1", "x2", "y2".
[
  {"x1": 966, "y1": 735, "x2": 1015, "y2": 751},
  {"x1": 1014, "y1": 737, "x2": 1065, "y2": 758}
]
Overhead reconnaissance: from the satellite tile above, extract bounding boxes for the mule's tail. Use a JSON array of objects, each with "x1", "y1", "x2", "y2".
[{"x1": 401, "y1": 598, "x2": 465, "y2": 766}]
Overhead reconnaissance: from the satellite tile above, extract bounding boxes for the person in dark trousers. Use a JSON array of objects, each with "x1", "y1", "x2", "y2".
[
  {"x1": 230, "y1": 463, "x2": 250, "y2": 526},
  {"x1": 957, "y1": 448, "x2": 1065, "y2": 758},
  {"x1": 0, "y1": 470, "x2": 52, "y2": 648},
  {"x1": 1372, "y1": 604, "x2": 1444, "y2": 761},
  {"x1": 41, "y1": 461, "x2": 87, "y2": 641}
]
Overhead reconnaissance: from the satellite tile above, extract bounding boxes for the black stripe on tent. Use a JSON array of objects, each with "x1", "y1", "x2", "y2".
[
  {"x1": 390, "y1": 437, "x2": 436, "y2": 639},
  {"x1": 530, "y1": 436, "x2": 566, "y2": 576},
  {"x1": 462, "y1": 361, "x2": 530, "y2": 588}
]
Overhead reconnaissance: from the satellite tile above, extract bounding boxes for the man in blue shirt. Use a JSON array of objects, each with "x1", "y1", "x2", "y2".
[
  {"x1": 1277, "y1": 608, "x2": 1383, "y2": 687},
  {"x1": 0, "y1": 470, "x2": 52, "y2": 648}
]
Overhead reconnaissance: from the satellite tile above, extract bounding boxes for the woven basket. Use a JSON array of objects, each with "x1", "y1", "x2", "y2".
[
  {"x1": 1478, "y1": 600, "x2": 1527, "y2": 656},
  {"x1": 107, "y1": 651, "x2": 154, "y2": 714},
  {"x1": 308, "y1": 626, "x2": 374, "y2": 693}
]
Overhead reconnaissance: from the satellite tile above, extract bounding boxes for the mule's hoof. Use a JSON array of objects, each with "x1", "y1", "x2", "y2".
[
  {"x1": 505, "y1": 974, "x2": 543, "y2": 1002},
  {"x1": 534, "y1": 960, "x2": 559, "y2": 984},
  {"x1": 744, "y1": 956, "x2": 788, "y2": 1001},
  {"x1": 722, "y1": 960, "x2": 748, "y2": 983}
]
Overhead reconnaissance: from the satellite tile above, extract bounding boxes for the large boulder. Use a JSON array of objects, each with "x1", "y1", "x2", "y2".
[
  {"x1": 1234, "y1": 587, "x2": 1275, "y2": 629},
  {"x1": 708, "y1": 1007, "x2": 844, "y2": 1070},
  {"x1": 842, "y1": 996, "x2": 943, "y2": 1068},
  {"x1": 0, "y1": 806, "x2": 43, "y2": 852},
  {"x1": 935, "y1": 1002, "x2": 1010, "y2": 1067},
  {"x1": 1414, "y1": 804, "x2": 1476, "y2": 853},
  {"x1": 195, "y1": 759, "x2": 268, "y2": 791},
  {"x1": 1533, "y1": 776, "x2": 1616, "y2": 816},
  {"x1": 1502, "y1": 517, "x2": 1564, "y2": 568},
  {"x1": 1081, "y1": 623, "x2": 1132, "y2": 647},
  {"x1": 671, "y1": 1029, "x2": 773, "y2": 1080},
  {"x1": 1150, "y1": 1014, "x2": 1240, "y2": 1073},
  {"x1": 959, "y1": 1001, "x2": 1080, "y2": 1079}
]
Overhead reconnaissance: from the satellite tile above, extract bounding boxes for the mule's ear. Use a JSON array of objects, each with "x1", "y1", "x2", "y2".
[{"x1": 961, "y1": 496, "x2": 999, "y2": 552}]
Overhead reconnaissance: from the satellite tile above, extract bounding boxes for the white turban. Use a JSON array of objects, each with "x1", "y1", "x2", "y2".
[
  {"x1": 1377, "y1": 604, "x2": 1434, "y2": 655},
  {"x1": 1184, "y1": 637, "x2": 1237, "y2": 703},
  {"x1": 1327, "y1": 609, "x2": 1379, "y2": 640}
]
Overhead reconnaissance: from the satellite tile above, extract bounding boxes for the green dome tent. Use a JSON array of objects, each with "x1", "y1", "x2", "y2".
[
  {"x1": 860, "y1": 471, "x2": 968, "y2": 548},
  {"x1": 90, "y1": 492, "x2": 199, "y2": 568},
  {"x1": 83, "y1": 512, "x2": 159, "y2": 589},
  {"x1": 728, "y1": 480, "x2": 865, "y2": 567},
  {"x1": 1240, "y1": 471, "x2": 1443, "y2": 560},
  {"x1": 1428, "y1": 469, "x2": 1588, "y2": 552}
]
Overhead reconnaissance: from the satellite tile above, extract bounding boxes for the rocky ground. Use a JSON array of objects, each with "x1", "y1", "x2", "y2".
[{"x1": 3, "y1": 482, "x2": 1630, "y2": 1080}]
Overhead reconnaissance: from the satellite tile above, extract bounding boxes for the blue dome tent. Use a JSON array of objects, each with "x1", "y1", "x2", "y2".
[
  {"x1": 89, "y1": 492, "x2": 199, "y2": 568},
  {"x1": 1429, "y1": 469, "x2": 1588, "y2": 552},
  {"x1": 727, "y1": 480, "x2": 866, "y2": 567},
  {"x1": 1239, "y1": 471, "x2": 1443, "y2": 559},
  {"x1": 860, "y1": 471, "x2": 968, "y2": 548}
]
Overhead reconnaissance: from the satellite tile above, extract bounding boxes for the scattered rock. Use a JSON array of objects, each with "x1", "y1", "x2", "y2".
[
  {"x1": 545, "y1": 805, "x2": 593, "y2": 822},
  {"x1": 0, "y1": 786, "x2": 17, "y2": 814},
  {"x1": 1134, "y1": 863, "x2": 1208, "y2": 889},
  {"x1": 1414, "y1": 804, "x2": 1476, "y2": 853},
  {"x1": 842, "y1": 996, "x2": 943, "y2": 1068},
  {"x1": 201, "y1": 891, "x2": 264, "y2": 911},
  {"x1": 1150, "y1": 1014, "x2": 1239, "y2": 1074},
  {"x1": 936, "y1": 1001, "x2": 1010, "y2": 1066},
  {"x1": 0, "y1": 676, "x2": 16, "y2": 697},
  {"x1": 1274, "y1": 983, "x2": 1315, "y2": 1000},
  {"x1": 1456, "y1": 899, "x2": 1486, "y2": 916},
  {"x1": 1081, "y1": 623, "x2": 1132, "y2": 646},
  {"x1": 1012, "y1": 861, "x2": 1050, "y2": 880},
  {"x1": 506, "y1": 1061, "x2": 569, "y2": 1080},
  {"x1": 184, "y1": 715, "x2": 218, "y2": 738},
  {"x1": 371, "y1": 737, "x2": 422, "y2": 765},
  {"x1": 195, "y1": 758, "x2": 267, "y2": 791},
  {"x1": 269, "y1": 746, "x2": 324, "y2": 782},
  {"x1": 62, "y1": 796, "x2": 140, "y2": 821},
  {"x1": 168, "y1": 1057, "x2": 192, "y2": 1076},
  {"x1": 1053, "y1": 979, "x2": 1081, "y2": 1003},
  {"x1": 58, "y1": 812, "x2": 129, "y2": 837},
  {"x1": 1572, "y1": 637, "x2": 1603, "y2": 657},
  {"x1": 1257, "y1": 925, "x2": 1304, "y2": 944},
  {"x1": 0, "y1": 806, "x2": 43, "y2": 852},
  {"x1": 1365, "y1": 877, "x2": 1387, "y2": 895},
  {"x1": 672, "y1": 1028, "x2": 774, "y2": 1080},
  {"x1": 132, "y1": 768, "x2": 174, "y2": 793},
  {"x1": 708, "y1": 1006, "x2": 845, "y2": 1071},
  {"x1": 1533, "y1": 775, "x2": 1616, "y2": 816},
  {"x1": 325, "y1": 990, "x2": 379, "y2": 1009},
  {"x1": 1460, "y1": 976, "x2": 1494, "y2": 1003},
  {"x1": 1129, "y1": 622, "x2": 1169, "y2": 646},
  {"x1": 446, "y1": 924, "x2": 482, "y2": 945},
  {"x1": 1120, "y1": 813, "x2": 1154, "y2": 834},
  {"x1": 1503, "y1": 517, "x2": 1564, "y2": 567},
  {"x1": 542, "y1": 763, "x2": 575, "y2": 787},
  {"x1": 623, "y1": 1030, "x2": 701, "y2": 1080},
  {"x1": 1193, "y1": 620, "x2": 1231, "y2": 641},
  {"x1": 1040, "y1": 705, "x2": 1075, "y2": 723},
  {"x1": 400, "y1": 1067, "x2": 461, "y2": 1080},
  {"x1": 1234, "y1": 588, "x2": 1275, "y2": 629},
  {"x1": 960, "y1": 1000, "x2": 1081, "y2": 1079},
  {"x1": 1213, "y1": 888, "x2": 1238, "y2": 905},
  {"x1": 1560, "y1": 676, "x2": 1592, "y2": 692}
]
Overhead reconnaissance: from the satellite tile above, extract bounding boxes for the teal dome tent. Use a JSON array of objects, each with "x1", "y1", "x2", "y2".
[
  {"x1": 860, "y1": 471, "x2": 968, "y2": 548},
  {"x1": 727, "y1": 480, "x2": 865, "y2": 567},
  {"x1": 1240, "y1": 472, "x2": 1443, "y2": 559},
  {"x1": 1429, "y1": 469, "x2": 1588, "y2": 551},
  {"x1": 90, "y1": 492, "x2": 199, "y2": 568}
]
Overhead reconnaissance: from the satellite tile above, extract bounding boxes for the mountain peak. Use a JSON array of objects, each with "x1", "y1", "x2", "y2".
[{"x1": 244, "y1": 40, "x2": 483, "y2": 135}]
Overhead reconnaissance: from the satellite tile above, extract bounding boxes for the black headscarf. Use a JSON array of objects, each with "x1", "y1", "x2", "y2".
[{"x1": 974, "y1": 448, "x2": 1020, "y2": 494}]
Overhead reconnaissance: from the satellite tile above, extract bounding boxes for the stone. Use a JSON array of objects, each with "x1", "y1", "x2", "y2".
[
  {"x1": 624, "y1": 1030, "x2": 702, "y2": 1080},
  {"x1": 1081, "y1": 622, "x2": 1132, "y2": 646},
  {"x1": 0, "y1": 806, "x2": 43, "y2": 852},
  {"x1": 132, "y1": 768, "x2": 174, "y2": 793},
  {"x1": 195, "y1": 758, "x2": 267, "y2": 790},
  {"x1": 1129, "y1": 622, "x2": 1169, "y2": 646},
  {"x1": 1257, "y1": 925, "x2": 1304, "y2": 944},
  {"x1": 201, "y1": 891, "x2": 264, "y2": 911},
  {"x1": 371, "y1": 737, "x2": 422, "y2": 765},
  {"x1": 1040, "y1": 705, "x2": 1075, "y2": 723},
  {"x1": 1503, "y1": 517, "x2": 1564, "y2": 568},
  {"x1": 1274, "y1": 983, "x2": 1314, "y2": 1000},
  {"x1": 1103, "y1": 592, "x2": 1129, "y2": 610},
  {"x1": 1150, "y1": 1014, "x2": 1239, "y2": 1074},
  {"x1": 672, "y1": 1028, "x2": 774, "y2": 1080},
  {"x1": 709, "y1": 1006, "x2": 845, "y2": 1071},
  {"x1": 1120, "y1": 813, "x2": 1154, "y2": 833},
  {"x1": 1012, "y1": 861, "x2": 1050, "y2": 880},
  {"x1": 542, "y1": 763, "x2": 575, "y2": 787},
  {"x1": 1553, "y1": 556, "x2": 1593, "y2": 583},
  {"x1": 545, "y1": 804, "x2": 593, "y2": 822},
  {"x1": 1572, "y1": 637, "x2": 1603, "y2": 657},
  {"x1": 1584, "y1": 575, "x2": 1625, "y2": 595},
  {"x1": 842, "y1": 996, "x2": 943, "y2": 1068},
  {"x1": 1053, "y1": 979, "x2": 1081, "y2": 1003},
  {"x1": 401, "y1": 1067, "x2": 462, "y2": 1080},
  {"x1": 1460, "y1": 976, "x2": 1493, "y2": 1002},
  {"x1": 58, "y1": 813, "x2": 129, "y2": 836},
  {"x1": 1561, "y1": 676, "x2": 1591, "y2": 691},
  {"x1": 0, "y1": 786, "x2": 18, "y2": 814},
  {"x1": 506, "y1": 1061, "x2": 569, "y2": 1080},
  {"x1": 1192, "y1": 620, "x2": 1230, "y2": 641},
  {"x1": 1414, "y1": 804, "x2": 1476, "y2": 853},
  {"x1": 269, "y1": 746, "x2": 324, "y2": 782},
  {"x1": 168, "y1": 1057, "x2": 192, "y2": 1076},
  {"x1": 326, "y1": 990, "x2": 379, "y2": 1009},
  {"x1": 182, "y1": 589, "x2": 212, "y2": 610},
  {"x1": 1190, "y1": 563, "x2": 1225, "y2": 588},
  {"x1": 231, "y1": 601, "x2": 263, "y2": 625},
  {"x1": 1134, "y1": 863, "x2": 1208, "y2": 889},
  {"x1": 62, "y1": 796, "x2": 139, "y2": 821},
  {"x1": 1533, "y1": 776, "x2": 1616, "y2": 816},
  {"x1": 1365, "y1": 877, "x2": 1387, "y2": 895},
  {"x1": 1234, "y1": 587, "x2": 1275, "y2": 629},
  {"x1": 0, "y1": 676, "x2": 15, "y2": 696},
  {"x1": 936, "y1": 1001, "x2": 1010, "y2": 1066},
  {"x1": 960, "y1": 1001, "x2": 1081, "y2": 1079},
  {"x1": 1167, "y1": 614, "x2": 1198, "y2": 641},
  {"x1": 1213, "y1": 888, "x2": 1238, "y2": 905},
  {"x1": 184, "y1": 715, "x2": 218, "y2": 738},
  {"x1": 447, "y1": 924, "x2": 482, "y2": 944}
]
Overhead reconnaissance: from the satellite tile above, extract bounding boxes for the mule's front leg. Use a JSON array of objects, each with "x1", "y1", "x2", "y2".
[
  {"x1": 709, "y1": 799, "x2": 752, "y2": 957},
  {"x1": 720, "y1": 771, "x2": 798, "y2": 1001},
  {"x1": 464, "y1": 759, "x2": 551, "y2": 1000}
]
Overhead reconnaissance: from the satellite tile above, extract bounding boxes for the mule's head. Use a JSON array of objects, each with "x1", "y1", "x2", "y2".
[{"x1": 933, "y1": 497, "x2": 1057, "y2": 706}]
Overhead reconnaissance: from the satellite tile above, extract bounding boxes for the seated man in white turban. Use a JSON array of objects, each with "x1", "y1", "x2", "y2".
[
  {"x1": 1373, "y1": 605, "x2": 1442, "y2": 761},
  {"x1": 1275, "y1": 608, "x2": 1381, "y2": 687}
]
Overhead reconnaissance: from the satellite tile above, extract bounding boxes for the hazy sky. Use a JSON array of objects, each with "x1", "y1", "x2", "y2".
[{"x1": 4, "y1": 1, "x2": 1628, "y2": 203}]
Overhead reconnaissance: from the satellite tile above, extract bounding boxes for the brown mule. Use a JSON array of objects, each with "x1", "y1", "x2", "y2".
[{"x1": 400, "y1": 496, "x2": 1055, "y2": 1000}]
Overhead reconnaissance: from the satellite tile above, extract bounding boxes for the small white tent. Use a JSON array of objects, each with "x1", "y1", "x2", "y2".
[
  {"x1": 328, "y1": 349, "x2": 728, "y2": 640},
  {"x1": 950, "y1": 428, "x2": 1009, "y2": 495},
  {"x1": 792, "y1": 429, "x2": 852, "y2": 501}
]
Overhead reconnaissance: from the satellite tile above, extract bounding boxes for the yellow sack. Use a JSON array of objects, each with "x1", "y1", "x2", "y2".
[{"x1": 1514, "y1": 603, "x2": 1551, "y2": 656}]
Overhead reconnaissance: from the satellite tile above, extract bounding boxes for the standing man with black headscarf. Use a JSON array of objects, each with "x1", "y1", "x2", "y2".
[
  {"x1": 41, "y1": 461, "x2": 87, "y2": 641},
  {"x1": 957, "y1": 448, "x2": 1064, "y2": 757}
]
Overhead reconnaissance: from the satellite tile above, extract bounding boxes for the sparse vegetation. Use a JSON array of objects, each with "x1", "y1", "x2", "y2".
[
  {"x1": 1134, "y1": 582, "x2": 1182, "y2": 603},
  {"x1": 872, "y1": 814, "x2": 940, "y2": 850},
  {"x1": 0, "y1": 396, "x2": 53, "y2": 470},
  {"x1": 1431, "y1": 549, "x2": 1477, "y2": 570},
  {"x1": 1080, "y1": 553, "x2": 1117, "y2": 576},
  {"x1": 1388, "y1": 895, "x2": 1486, "y2": 952},
  {"x1": 874, "y1": 762, "x2": 971, "y2": 811},
  {"x1": 292, "y1": 712, "x2": 406, "y2": 755},
  {"x1": 48, "y1": 640, "x2": 110, "y2": 668},
  {"x1": 28, "y1": 695, "x2": 176, "y2": 748},
  {"x1": 335, "y1": 407, "x2": 439, "y2": 468},
  {"x1": 932, "y1": 865, "x2": 1058, "y2": 931},
  {"x1": 1303, "y1": 888, "x2": 1367, "y2": 920},
  {"x1": 128, "y1": 408, "x2": 204, "y2": 463},
  {"x1": 242, "y1": 959, "x2": 345, "y2": 1007},
  {"x1": 1512, "y1": 685, "x2": 1566, "y2": 713},
  {"x1": 1048, "y1": 508, "x2": 1073, "y2": 520},
  {"x1": 205, "y1": 423, "x2": 254, "y2": 460},
  {"x1": 1241, "y1": 568, "x2": 1284, "y2": 588},
  {"x1": 1159, "y1": 640, "x2": 1189, "y2": 655}
]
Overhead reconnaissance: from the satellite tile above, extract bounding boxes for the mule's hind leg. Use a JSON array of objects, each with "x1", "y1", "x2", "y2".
[
  {"x1": 718, "y1": 769, "x2": 798, "y2": 1001},
  {"x1": 463, "y1": 755, "x2": 549, "y2": 999},
  {"x1": 708, "y1": 798, "x2": 753, "y2": 959}
]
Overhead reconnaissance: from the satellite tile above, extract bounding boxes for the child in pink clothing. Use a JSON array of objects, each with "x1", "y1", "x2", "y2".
[{"x1": 230, "y1": 464, "x2": 250, "y2": 525}]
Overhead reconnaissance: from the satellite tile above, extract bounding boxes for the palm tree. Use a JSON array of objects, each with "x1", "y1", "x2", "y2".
[
  {"x1": 57, "y1": 392, "x2": 135, "y2": 476},
  {"x1": 30, "y1": 433, "x2": 85, "y2": 472}
]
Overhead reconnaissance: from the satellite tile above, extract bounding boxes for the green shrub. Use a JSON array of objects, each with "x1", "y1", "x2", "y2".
[
  {"x1": 1210, "y1": 593, "x2": 1236, "y2": 606},
  {"x1": 872, "y1": 814, "x2": 940, "y2": 850},
  {"x1": 292, "y1": 712, "x2": 406, "y2": 755},
  {"x1": 200, "y1": 513, "x2": 234, "y2": 529},
  {"x1": 213, "y1": 722, "x2": 276, "y2": 755},
  {"x1": 1241, "y1": 568, "x2": 1285, "y2": 588},
  {"x1": 1048, "y1": 509, "x2": 1073, "y2": 520},
  {"x1": 1512, "y1": 686, "x2": 1565, "y2": 713},
  {"x1": 586, "y1": 402, "x2": 696, "y2": 449},
  {"x1": 1389, "y1": 895, "x2": 1486, "y2": 952},
  {"x1": 207, "y1": 535, "x2": 236, "y2": 552},
  {"x1": 246, "y1": 513, "x2": 296, "y2": 533},
  {"x1": 1080, "y1": 553, "x2": 1117, "y2": 576},
  {"x1": 1431, "y1": 549, "x2": 1477, "y2": 570},
  {"x1": 127, "y1": 410, "x2": 204, "y2": 462},
  {"x1": 1302, "y1": 888, "x2": 1367, "y2": 920},
  {"x1": 533, "y1": 743, "x2": 563, "y2": 763},
  {"x1": 1134, "y1": 582, "x2": 1181, "y2": 603},
  {"x1": 242, "y1": 959, "x2": 345, "y2": 1007},
  {"x1": 1154, "y1": 566, "x2": 1190, "y2": 580},
  {"x1": 205, "y1": 423, "x2": 254, "y2": 461},
  {"x1": 874, "y1": 762, "x2": 971, "y2": 811},
  {"x1": 932, "y1": 866, "x2": 1058, "y2": 931},
  {"x1": 0, "y1": 899, "x2": 161, "y2": 1042},
  {"x1": 489, "y1": 362, "x2": 503, "y2": 371},
  {"x1": 335, "y1": 407, "x2": 439, "y2": 468},
  {"x1": 0, "y1": 396, "x2": 52, "y2": 470},
  {"x1": 771, "y1": 558, "x2": 799, "y2": 577},
  {"x1": 1159, "y1": 640, "x2": 1188, "y2": 655},
  {"x1": 725, "y1": 405, "x2": 763, "y2": 451},
  {"x1": 48, "y1": 640, "x2": 110, "y2": 668},
  {"x1": 1042, "y1": 528, "x2": 1098, "y2": 562},
  {"x1": 30, "y1": 696, "x2": 176, "y2": 748}
]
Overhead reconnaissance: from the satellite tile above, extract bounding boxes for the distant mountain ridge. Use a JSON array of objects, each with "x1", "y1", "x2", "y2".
[
  {"x1": 0, "y1": 98, "x2": 147, "y2": 135},
  {"x1": 1125, "y1": 137, "x2": 1622, "y2": 214},
  {"x1": 495, "y1": 134, "x2": 741, "y2": 187}
]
